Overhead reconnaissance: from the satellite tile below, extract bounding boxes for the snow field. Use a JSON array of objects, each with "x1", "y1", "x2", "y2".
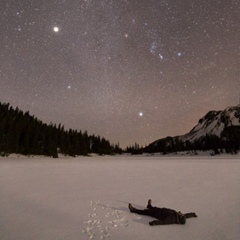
[{"x1": 0, "y1": 155, "x2": 240, "y2": 240}]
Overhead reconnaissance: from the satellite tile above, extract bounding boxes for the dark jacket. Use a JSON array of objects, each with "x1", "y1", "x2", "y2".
[{"x1": 149, "y1": 207, "x2": 184, "y2": 225}]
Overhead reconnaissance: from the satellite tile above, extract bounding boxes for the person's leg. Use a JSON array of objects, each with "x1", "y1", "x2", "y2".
[
  {"x1": 129, "y1": 204, "x2": 154, "y2": 217},
  {"x1": 184, "y1": 212, "x2": 197, "y2": 218},
  {"x1": 147, "y1": 199, "x2": 153, "y2": 209}
]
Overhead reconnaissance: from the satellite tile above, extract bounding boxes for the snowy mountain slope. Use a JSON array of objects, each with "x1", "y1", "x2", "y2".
[
  {"x1": 146, "y1": 105, "x2": 240, "y2": 152},
  {"x1": 180, "y1": 105, "x2": 240, "y2": 143}
]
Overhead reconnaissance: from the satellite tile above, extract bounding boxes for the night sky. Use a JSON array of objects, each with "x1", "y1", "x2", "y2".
[{"x1": 1, "y1": 0, "x2": 240, "y2": 148}]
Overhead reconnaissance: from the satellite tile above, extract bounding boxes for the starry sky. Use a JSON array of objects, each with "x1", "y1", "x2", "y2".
[{"x1": 1, "y1": 0, "x2": 240, "y2": 148}]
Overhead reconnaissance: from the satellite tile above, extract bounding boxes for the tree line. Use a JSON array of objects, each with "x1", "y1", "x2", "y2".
[
  {"x1": 0, "y1": 102, "x2": 122, "y2": 157},
  {"x1": 126, "y1": 127, "x2": 240, "y2": 155}
]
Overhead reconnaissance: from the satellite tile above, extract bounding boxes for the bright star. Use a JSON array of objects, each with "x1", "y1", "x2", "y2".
[
  {"x1": 139, "y1": 112, "x2": 143, "y2": 117},
  {"x1": 53, "y1": 27, "x2": 59, "y2": 32}
]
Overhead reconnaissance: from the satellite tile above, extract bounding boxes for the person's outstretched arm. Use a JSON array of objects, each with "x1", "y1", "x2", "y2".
[
  {"x1": 149, "y1": 220, "x2": 165, "y2": 226},
  {"x1": 149, "y1": 219, "x2": 176, "y2": 226}
]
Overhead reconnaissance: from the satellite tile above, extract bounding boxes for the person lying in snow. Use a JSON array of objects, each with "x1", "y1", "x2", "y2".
[{"x1": 128, "y1": 199, "x2": 197, "y2": 226}]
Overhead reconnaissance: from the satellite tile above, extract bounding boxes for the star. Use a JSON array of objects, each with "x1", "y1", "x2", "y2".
[
  {"x1": 159, "y1": 54, "x2": 164, "y2": 60},
  {"x1": 53, "y1": 27, "x2": 59, "y2": 32},
  {"x1": 150, "y1": 42, "x2": 157, "y2": 54},
  {"x1": 139, "y1": 112, "x2": 143, "y2": 117}
]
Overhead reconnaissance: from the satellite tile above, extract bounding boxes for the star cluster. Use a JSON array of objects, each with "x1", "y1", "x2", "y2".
[{"x1": 1, "y1": 0, "x2": 240, "y2": 147}]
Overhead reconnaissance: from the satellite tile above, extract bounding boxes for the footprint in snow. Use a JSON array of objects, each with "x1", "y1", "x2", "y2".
[{"x1": 82, "y1": 200, "x2": 131, "y2": 239}]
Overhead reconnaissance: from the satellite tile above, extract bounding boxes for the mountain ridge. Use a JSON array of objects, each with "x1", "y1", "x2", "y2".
[
  {"x1": 180, "y1": 105, "x2": 240, "y2": 143},
  {"x1": 145, "y1": 105, "x2": 240, "y2": 154}
]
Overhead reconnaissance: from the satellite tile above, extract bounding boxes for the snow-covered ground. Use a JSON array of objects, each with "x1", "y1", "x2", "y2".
[{"x1": 1, "y1": 154, "x2": 240, "y2": 240}]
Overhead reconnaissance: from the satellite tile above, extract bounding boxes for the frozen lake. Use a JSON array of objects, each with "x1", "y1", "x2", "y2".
[{"x1": 1, "y1": 155, "x2": 240, "y2": 240}]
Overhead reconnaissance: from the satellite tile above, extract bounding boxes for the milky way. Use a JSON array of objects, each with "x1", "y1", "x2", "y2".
[{"x1": 1, "y1": 0, "x2": 240, "y2": 147}]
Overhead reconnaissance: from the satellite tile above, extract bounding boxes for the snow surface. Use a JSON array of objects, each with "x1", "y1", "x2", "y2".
[{"x1": 1, "y1": 154, "x2": 240, "y2": 240}]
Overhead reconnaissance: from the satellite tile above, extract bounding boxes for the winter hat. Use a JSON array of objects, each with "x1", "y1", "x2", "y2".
[{"x1": 177, "y1": 212, "x2": 186, "y2": 224}]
